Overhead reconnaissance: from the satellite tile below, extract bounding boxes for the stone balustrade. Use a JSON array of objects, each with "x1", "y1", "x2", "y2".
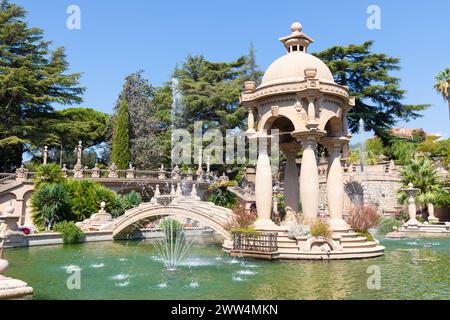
[{"x1": 13, "y1": 164, "x2": 219, "y2": 184}]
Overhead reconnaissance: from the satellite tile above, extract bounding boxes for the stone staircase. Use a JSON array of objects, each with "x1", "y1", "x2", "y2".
[{"x1": 224, "y1": 227, "x2": 385, "y2": 260}]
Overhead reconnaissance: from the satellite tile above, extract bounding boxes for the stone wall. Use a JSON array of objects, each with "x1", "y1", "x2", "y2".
[{"x1": 318, "y1": 162, "x2": 403, "y2": 214}]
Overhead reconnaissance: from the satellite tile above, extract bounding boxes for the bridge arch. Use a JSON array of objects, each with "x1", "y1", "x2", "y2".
[{"x1": 112, "y1": 200, "x2": 234, "y2": 240}]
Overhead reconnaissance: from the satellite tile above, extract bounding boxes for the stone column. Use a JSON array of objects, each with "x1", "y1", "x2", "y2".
[
  {"x1": 280, "y1": 142, "x2": 300, "y2": 216},
  {"x1": 246, "y1": 108, "x2": 256, "y2": 134},
  {"x1": 254, "y1": 135, "x2": 276, "y2": 229},
  {"x1": 298, "y1": 136, "x2": 320, "y2": 221},
  {"x1": 427, "y1": 203, "x2": 438, "y2": 223},
  {"x1": 324, "y1": 140, "x2": 349, "y2": 231}
]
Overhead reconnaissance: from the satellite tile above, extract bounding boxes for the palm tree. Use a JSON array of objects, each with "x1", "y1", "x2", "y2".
[
  {"x1": 399, "y1": 156, "x2": 443, "y2": 221},
  {"x1": 434, "y1": 68, "x2": 450, "y2": 120}
]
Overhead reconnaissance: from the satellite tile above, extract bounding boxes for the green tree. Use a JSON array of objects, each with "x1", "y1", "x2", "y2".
[
  {"x1": 173, "y1": 54, "x2": 259, "y2": 132},
  {"x1": 111, "y1": 100, "x2": 131, "y2": 169},
  {"x1": 109, "y1": 71, "x2": 166, "y2": 169},
  {"x1": 434, "y1": 68, "x2": 450, "y2": 120},
  {"x1": 314, "y1": 41, "x2": 428, "y2": 140},
  {"x1": 388, "y1": 141, "x2": 417, "y2": 165},
  {"x1": 0, "y1": 0, "x2": 84, "y2": 171}
]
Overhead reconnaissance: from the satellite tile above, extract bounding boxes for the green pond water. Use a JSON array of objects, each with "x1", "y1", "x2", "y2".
[{"x1": 4, "y1": 236, "x2": 450, "y2": 300}]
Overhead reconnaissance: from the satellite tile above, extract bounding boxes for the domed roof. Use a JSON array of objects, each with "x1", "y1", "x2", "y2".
[
  {"x1": 259, "y1": 22, "x2": 335, "y2": 87},
  {"x1": 260, "y1": 52, "x2": 335, "y2": 86}
]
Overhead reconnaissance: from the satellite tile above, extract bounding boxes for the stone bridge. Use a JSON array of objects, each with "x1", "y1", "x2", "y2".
[{"x1": 111, "y1": 197, "x2": 234, "y2": 240}]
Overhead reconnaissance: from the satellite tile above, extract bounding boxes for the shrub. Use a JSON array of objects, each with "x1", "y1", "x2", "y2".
[
  {"x1": 357, "y1": 231, "x2": 375, "y2": 242},
  {"x1": 225, "y1": 206, "x2": 257, "y2": 231},
  {"x1": 31, "y1": 183, "x2": 71, "y2": 230},
  {"x1": 394, "y1": 210, "x2": 409, "y2": 222},
  {"x1": 31, "y1": 180, "x2": 118, "y2": 229},
  {"x1": 231, "y1": 226, "x2": 257, "y2": 235},
  {"x1": 287, "y1": 222, "x2": 311, "y2": 239},
  {"x1": 66, "y1": 179, "x2": 117, "y2": 221},
  {"x1": 54, "y1": 221, "x2": 84, "y2": 244},
  {"x1": 160, "y1": 218, "x2": 183, "y2": 240},
  {"x1": 378, "y1": 216, "x2": 401, "y2": 234},
  {"x1": 33, "y1": 164, "x2": 64, "y2": 189},
  {"x1": 346, "y1": 206, "x2": 380, "y2": 232},
  {"x1": 310, "y1": 219, "x2": 332, "y2": 238},
  {"x1": 111, "y1": 191, "x2": 142, "y2": 218},
  {"x1": 207, "y1": 180, "x2": 238, "y2": 208}
]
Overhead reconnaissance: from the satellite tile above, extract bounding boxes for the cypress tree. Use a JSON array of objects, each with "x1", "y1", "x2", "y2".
[{"x1": 111, "y1": 100, "x2": 131, "y2": 169}]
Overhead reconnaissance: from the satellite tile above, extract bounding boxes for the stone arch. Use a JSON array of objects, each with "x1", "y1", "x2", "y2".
[
  {"x1": 318, "y1": 98, "x2": 343, "y2": 131},
  {"x1": 112, "y1": 201, "x2": 234, "y2": 240},
  {"x1": 22, "y1": 190, "x2": 34, "y2": 225},
  {"x1": 344, "y1": 181, "x2": 364, "y2": 208},
  {"x1": 258, "y1": 108, "x2": 304, "y2": 134},
  {"x1": 323, "y1": 116, "x2": 343, "y2": 138},
  {"x1": 261, "y1": 115, "x2": 298, "y2": 144},
  {"x1": 0, "y1": 192, "x2": 16, "y2": 214}
]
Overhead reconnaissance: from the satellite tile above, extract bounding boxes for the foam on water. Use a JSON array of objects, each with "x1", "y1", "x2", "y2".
[
  {"x1": 158, "y1": 282, "x2": 168, "y2": 288},
  {"x1": 232, "y1": 276, "x2": 245, "y2": 282},
  {"x1": 237, "y1": 270, "x2": 257, "y2": 276},
  {"x1": 189, "y1": 281, "x2": 199, "y2": 288},
  {"x1": 62, "y1": 265, "x2": 82, "y2": 272},
  {"x1": 111, "y1": 273, "x2": 130, "y2": 281},
  {"x1": 115, "y1": 281, "x2": 130, "y2": 287},
  {"x1": 91, "y1": 263, "x2": 104, "y2": 268},
  {"x1": 118, "y1": 258, "x2": 128, "y2": 262},
  {"x1": 181, "y1": 258, "x2": 214, "y2": 267}
]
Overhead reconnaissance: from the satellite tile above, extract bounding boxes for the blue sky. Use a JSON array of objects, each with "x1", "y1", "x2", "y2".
[{"x1": 15, "y1": 0, "x2": 450, "y2": 140}]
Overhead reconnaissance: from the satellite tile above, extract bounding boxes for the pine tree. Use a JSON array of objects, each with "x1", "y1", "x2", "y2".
[
  {"x1": 111, "y1": 100, "x2": 131, "y2": 169},
  {"x1": 173, "y1": 54, "x2": 262, "y2": 133},
  {"x1": 314, "y1": 41, "x2": 429, "y2": 140},
  {"x1": 0, "y1": 0, "x2": 84, "y2": 171}
]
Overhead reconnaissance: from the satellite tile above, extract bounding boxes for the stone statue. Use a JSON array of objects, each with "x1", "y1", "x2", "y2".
[
  {"x1": 15, "y1": 165, "x2": 28, "y2": 181},
  {"x1": 108, "y1": 163, "x2": 118, "y2": 178},
  {"x1": 91, "y1": 163, "x2": 101, "y2": 178},
  {"x1": 76, "y1": 141, "x2": 83, "y2": 165},
  {"x1": 43, "y1": 146, "x2": 48, "y2": 165}
]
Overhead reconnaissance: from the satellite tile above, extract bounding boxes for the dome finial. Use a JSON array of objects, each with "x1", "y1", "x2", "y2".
[
  {"x1": 279, "y1": 21, "x2": 314, "y2": 53},
  {"x1": 291, "y1": 22, "x2": 302, "y2": 33}
]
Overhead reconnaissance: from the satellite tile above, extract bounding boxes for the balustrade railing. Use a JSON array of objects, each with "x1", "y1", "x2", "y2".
[
  {"x1": 232, "y1": 232, "x2": 278, "y2": 253},
  {"x1": 8, "y1": 167, "x2": 218, "y2": 183}
]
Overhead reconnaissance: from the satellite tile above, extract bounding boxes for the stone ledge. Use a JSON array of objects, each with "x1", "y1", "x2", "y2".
[{"x1": 0, "y1": 276, "x2": 33, "y2": 300}]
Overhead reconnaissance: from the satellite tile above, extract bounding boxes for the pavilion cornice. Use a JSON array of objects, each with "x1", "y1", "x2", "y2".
[{"x1": 241, "y1": 80, "x2": 350, "y2": 105}]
